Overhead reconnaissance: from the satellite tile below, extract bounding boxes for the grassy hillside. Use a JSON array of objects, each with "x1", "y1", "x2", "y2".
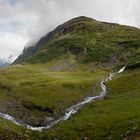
[
  {"x1": 41, "y1": 68, "x2": 140, "y2": 140},
  {"x1": 40, "y1": 68, "x2": 140, "y2": 140},
  {"x1": 14, "y1": 16, "x2": 140, "y2": 68}
]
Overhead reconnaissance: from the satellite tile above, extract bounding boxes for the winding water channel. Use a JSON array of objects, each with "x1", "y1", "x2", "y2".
[{"x1": 0, "y1": 67, "x2": 125, "y2": 131}]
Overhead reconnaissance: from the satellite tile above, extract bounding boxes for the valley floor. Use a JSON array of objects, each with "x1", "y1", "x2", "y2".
[
  {"x1": 0, "y1": 65, "x2": 139, "y2": 140},
  {"x1": 42, "y1": 68, "x2": 140, "y2": 140}
]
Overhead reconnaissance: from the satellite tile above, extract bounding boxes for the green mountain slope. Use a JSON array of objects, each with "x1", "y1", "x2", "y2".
[
  {"x1": 45, "y1": 68, "x2": 140, "y2": 140},
  {"x1": 14, "y1": 16, "x2": 140, "y2": 68}
]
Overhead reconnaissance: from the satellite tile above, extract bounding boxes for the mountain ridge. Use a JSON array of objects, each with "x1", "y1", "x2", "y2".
[{"x1": 0, "y1": 57, "x2": 13, "y2": 67}]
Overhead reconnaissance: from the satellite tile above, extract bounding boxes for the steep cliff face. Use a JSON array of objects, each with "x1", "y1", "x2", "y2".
[{"x1": 14, "y1": 16, "x2": 140, "y2": 67}]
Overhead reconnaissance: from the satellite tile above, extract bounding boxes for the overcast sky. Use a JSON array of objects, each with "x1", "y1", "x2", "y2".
[{"x1": 0, "y1": 0, "x2": 140, "y2": 59}]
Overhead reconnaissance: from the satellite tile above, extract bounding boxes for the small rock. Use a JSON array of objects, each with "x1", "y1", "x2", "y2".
[{"x1": 84, "y1": 137, "x2": 88, "y2": 140}]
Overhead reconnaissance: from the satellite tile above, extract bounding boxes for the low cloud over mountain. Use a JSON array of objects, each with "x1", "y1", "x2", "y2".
[{"x1": 0, "y1": 0, "x2": 140, "y2": 59}]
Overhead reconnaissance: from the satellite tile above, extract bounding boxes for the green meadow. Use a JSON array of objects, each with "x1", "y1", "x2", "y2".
[
  {"x1": 0, "y1": 65, "x2": 139, "y2": 140},
  {"x1": 44, "y1": 69, "x2": 140, "y2": 140},
  {"x1": 0, "y1": 64, "x2": 107, "y2": 139}
]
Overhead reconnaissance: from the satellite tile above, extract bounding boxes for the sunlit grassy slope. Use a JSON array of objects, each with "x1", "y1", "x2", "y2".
[
  {"x1": 42, "y1": 68, "x2": 140, "y2": 140},
  {"x1": 17, "y1": 68, "x2": 135, "y2": 140}
]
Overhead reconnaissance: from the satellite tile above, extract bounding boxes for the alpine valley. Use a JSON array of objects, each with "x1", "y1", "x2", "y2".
[{"x1": 0, "y1": 16, "x2": 140, "y2": 140}]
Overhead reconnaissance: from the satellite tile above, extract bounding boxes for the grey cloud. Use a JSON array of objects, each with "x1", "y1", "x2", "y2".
[{"x1": 0, "y1": 0, "x2": 140, "y2": 59}]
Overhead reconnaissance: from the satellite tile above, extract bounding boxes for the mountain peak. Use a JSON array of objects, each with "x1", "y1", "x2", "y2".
[
  {"x1": 14, "y1": 17, "x2": 140, "y2": 67},
  {"x1": 66, "y1": 16, "x2": 95, "y2": 22}
]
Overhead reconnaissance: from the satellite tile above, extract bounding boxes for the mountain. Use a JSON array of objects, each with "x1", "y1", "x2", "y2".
[
  {"x1": 14, "y1": 16, "x2": 140, "y2": 69},
  {"x1": 0, "y1": 17, "x2": 140, "y2": 140},
  {"x1": 0, "y1": 55, "x2": 14, "y2": 67},
  {"x1": 0, "y1": 58, "x2": 10, "y2": 67}
]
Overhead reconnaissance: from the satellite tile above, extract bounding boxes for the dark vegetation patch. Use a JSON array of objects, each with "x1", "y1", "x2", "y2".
[
  {"x1": 126, "y1": 62, "x2": 140, "y2": 70},
  {"x1": 0, "y1": 82, "x2": 11, "y2": 90},
  {"x1": 22, "y1": 101, "x2": 54, "y2": 114}
]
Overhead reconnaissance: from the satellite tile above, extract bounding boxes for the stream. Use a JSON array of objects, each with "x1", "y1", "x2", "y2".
[{"x1": 0, "y1": 67, "x2": 125, "y2": 131}]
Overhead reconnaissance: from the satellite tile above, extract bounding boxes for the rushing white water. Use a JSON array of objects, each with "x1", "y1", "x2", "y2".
[
  {"x1": 118, "y1": 67, "x2": 126, "y2": 74},
  {"x1": 0, "y1": 67, "x2": 125, "y2": 132}
]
